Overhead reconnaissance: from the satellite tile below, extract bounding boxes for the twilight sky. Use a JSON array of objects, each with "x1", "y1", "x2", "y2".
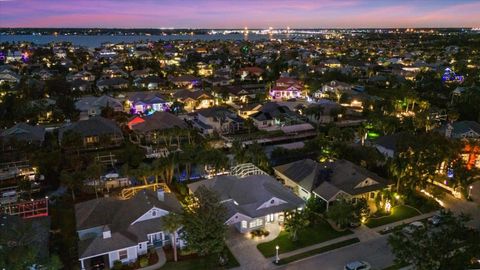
[{"x1": 1, "y1": 0, "x2": 479, "y2": 29}]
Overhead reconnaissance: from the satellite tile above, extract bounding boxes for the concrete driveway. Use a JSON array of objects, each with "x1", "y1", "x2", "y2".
[{"x1": 226, "y1": 223, "x2": 280, "y2": 270}]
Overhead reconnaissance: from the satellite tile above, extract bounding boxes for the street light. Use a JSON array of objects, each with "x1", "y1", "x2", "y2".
[
  {"x1": 468, "y1": 185, "x2": 473, "y2": 199},
  {"x1": 275, "y1": 245, "x2": 279, "y2": 264}
]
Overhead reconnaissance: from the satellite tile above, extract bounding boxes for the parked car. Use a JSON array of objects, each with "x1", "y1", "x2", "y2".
[
  {"x1": 344, "y1": 260, "x2": 371, "y2": 270},
  {"x1": 402, "y1": 221, "x2": 425, "y2": 233}
]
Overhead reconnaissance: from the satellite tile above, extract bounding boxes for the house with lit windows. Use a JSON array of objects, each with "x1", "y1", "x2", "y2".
[
  {"x1": 269, "y1": 77, "x2": 304, "y2": 99},
  {"x1": 125, "y1": 92, "x2": 170, "y2": 115},
  {"x1": 58, "y1": 116, "x2": 124, "y2": 149},
  {"x1": 75, "y1": 190, "x2": 183, "y2": 270},
  {"x1": 274, "y1": 159, "x2": 392, "y2": 210},
  {"x1": 187, "y1": 174, "x2": 304, "y2": 233}
]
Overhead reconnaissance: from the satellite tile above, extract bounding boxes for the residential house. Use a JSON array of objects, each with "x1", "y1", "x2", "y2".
[
  {"x1": 133, "y1": 76, "x2": 165, "y2": 90},
  {"x1": 1, "y1": 122, "x2": 46, "y2": 148},
  {"x1": 169, "y1": 75, "x2": 200, "y2": 89},
  {"x1": 173, "y1": 89, "x2": 214, "y2": 112},
  {"x1": 71, "y1": 80, "x2": 93, "y2": 92},
  {"x1": 238, "y1": 67, "x2": 264, "y2": 81},
  {"x1": 221, "y1": 85, "x2": 256, "y2": 104},
  {"x1": 274, "y1": 159, "x2": 392, "y2": 209},
  {"x1": 0, "y1": 68, "x2": 21, "y2": 84},
  {"x1": 75, "y1": 190, "x2": 183, "y2": 270},
  {"x1": 190, "y1": 107, "x2": 244, "y2": 135},
  {"x1": 269, "y1": 77, "x2": 304, "y2": 99},
  {"x1": 67, "y1": 71, "x2": 96, "y2": 82},
  {"x1": 75, "y1": 95, "x2": 123, "y2": 119},
  {"x1": 373, "y1": 133, "x2": 407, "y2": 159},
  {"x1": 59, "y1": 116, "x2": 124, "y2": 149},
  {"x1": 441, "y1": 121, "x2": 480, "y2": 140},
  {"x1": 187, "y1": 174, "x2": 304, "y2": 233},
  {"x1": 128, "y1": 111, "x2": 188, "y2": 145},
  {"x1": 97, "y1": 78, "x2": 129, "y2": 91},
  {"x1": 238, "y1": 103, "x2": 262, "y2": 119},
  {"x1": 250, "y1": 102, "x2": 301, "y2": 130},
  {"x1": 125, "y1": 92, "x2": 170, "y2": 114}
]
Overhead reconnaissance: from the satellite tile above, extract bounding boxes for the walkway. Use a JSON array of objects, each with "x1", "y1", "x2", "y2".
[
  {"x1": 443, "y1": 192, "x2": 480, "y2": 229},
  {"x1": 142, "y1": 248, "x2": 166, "y2": 270},
  {"x1": 227, "y1": 223, "x2": 281, "y2": 270}
]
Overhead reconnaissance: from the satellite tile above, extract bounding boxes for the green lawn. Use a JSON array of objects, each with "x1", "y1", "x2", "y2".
[
  {"x1": 365, "y1": 205, "x2": 421, "y2": 228},
  {"x1": 158, "y1": 248, "x2": 239, "y2": 270},
  {"x1": 277, "y1": 238, "x2": 360, "y2": 265},
  {"x1": 257, "y1": 219, "x2": 353, "y2": 258}
]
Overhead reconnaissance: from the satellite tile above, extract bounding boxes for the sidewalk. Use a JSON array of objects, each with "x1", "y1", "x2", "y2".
[
  {"x1": 267, "y1": 234, "x2": 358, "y2": 262},
  {"x1": 373, "y1": 211, "x2": 439, "y2": 233}
]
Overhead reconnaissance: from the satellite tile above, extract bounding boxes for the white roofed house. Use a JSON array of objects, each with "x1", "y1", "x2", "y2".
[
  {"x1": 187, "y1": 174, "x2": 304, "y2": 233},
  {"x1": 75, "y1": 190, "x2": 183, "y2": 270}
]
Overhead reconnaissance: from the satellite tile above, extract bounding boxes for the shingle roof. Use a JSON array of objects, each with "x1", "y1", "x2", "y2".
[
  {"x1": 0, "y1": 122, "x2": 45, "y2": 143},
  {"x1": 59, "y1": 116, "x2": 123, "y2": 140},
  {"x1": 187, "y1": 174, "x2": 304, "y2": 219},
  {"x1": 275, "y1": 159, "x2": 392, "y2": 201},
  {"x1": 75, "y1": 190, "x2": 182, "y2": 258},
  {"x1": 129, "y1": 111, "x2": 187, "y2": 133}
]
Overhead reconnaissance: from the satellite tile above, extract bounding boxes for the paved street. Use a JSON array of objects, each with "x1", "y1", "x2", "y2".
[
  {"x1": 276, "y1": 235, "x2": 394, "y2": 270},
  {"x1": 442, "y1": 192, "x2": 480, "y2": 229}
]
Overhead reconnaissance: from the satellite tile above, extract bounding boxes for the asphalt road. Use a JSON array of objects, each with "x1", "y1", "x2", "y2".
[{"x1": 277, "y1": 235, "x2": 395, "y2": 270}]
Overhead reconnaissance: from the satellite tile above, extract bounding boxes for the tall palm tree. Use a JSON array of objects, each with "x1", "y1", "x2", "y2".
[{"x1": 161, "y1": 213, "x2": 183, "y2": 262}]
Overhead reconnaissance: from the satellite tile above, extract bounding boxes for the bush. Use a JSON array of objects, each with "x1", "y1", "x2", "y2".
[
  {"x1": 113, "y1": 260, "x2": 123, "y2": 270},
  {"x1": 250, "y1": 228, "x2": 270, "y2": 239},
  {"x1": 139, "y1": 256, "x2": 149, "y2": 267}
]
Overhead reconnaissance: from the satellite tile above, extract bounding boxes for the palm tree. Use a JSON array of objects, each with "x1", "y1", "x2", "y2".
[
  {"x1": 134, "y1": 163, "x2": 152, "y2": 186},
  {"x1": 87, "y1": 162, "x2": 105, "y2": 199},
  {"x1": 161, "y1": 213, "x2": 183, "y2": 262}
]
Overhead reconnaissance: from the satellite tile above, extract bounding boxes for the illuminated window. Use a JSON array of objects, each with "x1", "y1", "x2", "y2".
[
  {"x1": 241, "y1": 221, "x2": 247, "y2": 229},
  {"x1": 119, "y1": 249, "x2": 128, "y2": 260},
  {"x1": 86, "y1": 136, "x2": 98, "y2": 144}
]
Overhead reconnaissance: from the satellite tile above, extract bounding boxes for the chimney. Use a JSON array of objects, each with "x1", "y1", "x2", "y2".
[
  {"x1": 102, "y1": 226, "x2": 111, "y2": 239},
  {"x1": 157, "y1": 189, "x2": 165, "y2": 201},
  {"x1": 445, "y1": 123, "x2": 453, "y2": 138}
]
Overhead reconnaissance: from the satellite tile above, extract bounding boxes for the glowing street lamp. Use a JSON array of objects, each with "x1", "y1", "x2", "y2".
[
  {"x1": 468, "y1": 185, "x2": 473, "y2": 199},
  {"x1": 275, "y1": 245, "x2": 279, "y2": 264}
]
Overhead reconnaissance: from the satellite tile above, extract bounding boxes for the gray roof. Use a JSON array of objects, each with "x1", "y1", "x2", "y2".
[
  {"x1": 0, "y1": 122, "x2": 46, "y2": 143},
  {"x1": 450, "y1": 121, "x2": 480, "y2": 137},
  {"x1": 188, "y1": 174, "x2": 304, "y2": 219},
  {"x1": 374, "y1": 133, "x2": 405, "y2": 152},
  {"x1": 75, "y1": 190, "x2": 182, "y2": 258},
  {"x1": 130, "y1": 111, "x2": 187, "y2": 134},
  {"x1": 75, "y1": 95, "x2": 123, "y2": 112},
  {"x1": 59, "y1": 116, "x2": 123, "y2": 140},
  {"x1": 251, "y1": 102, "x2": 295, "y2": 121},
  {"x1": 275, "y1": 159, "x2": 392, "y2": 201}
]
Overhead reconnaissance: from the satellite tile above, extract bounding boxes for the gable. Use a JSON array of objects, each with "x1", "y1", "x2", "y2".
[
  {"x1": 354, "y1": 177, "x2": 379, "y2": 189},
  {"x1": 130, "y1": 207, "x2": 168, "y2": 225},
  {"x1": 225, "y1": 212, "x2": 252, "y2": 225},
  {"x1": 256, "y1": 197, "x2": 287, "y2": 210}
]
